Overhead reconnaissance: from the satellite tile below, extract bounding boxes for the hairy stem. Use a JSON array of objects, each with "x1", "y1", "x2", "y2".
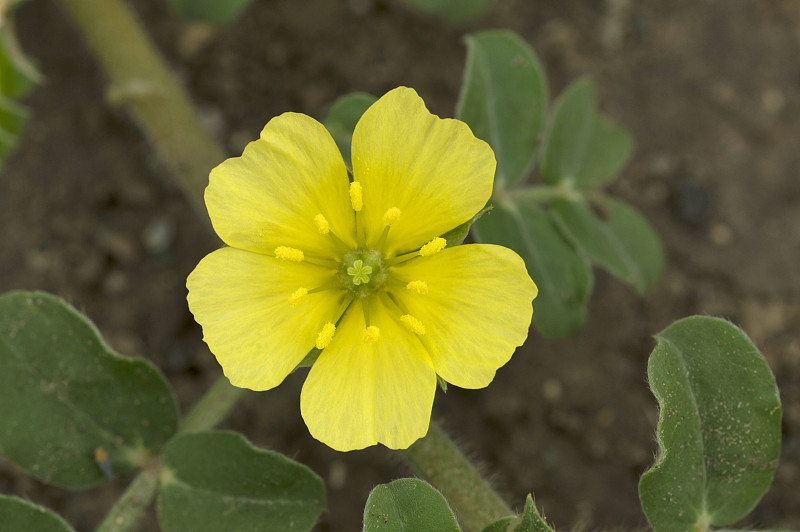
[
  {"x1": 94, "y1": 465, "x2": 161, "y2": 532},
  {"x1": 179, "y1": 377, "x2": 247, "y2": 434},
  {"x1": 403, "y1": 422, "x2": 513, "y2": 531},
  {"x1": 92, "y1": 376, "x2": 243, "y2": 532},
  {"x1": 56, "y1": 0, "x2": 222, "y2": 221}
]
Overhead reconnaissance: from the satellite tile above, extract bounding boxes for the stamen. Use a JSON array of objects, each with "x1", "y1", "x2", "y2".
[
  {"x1": 383, "y1": 207, "x2": 402, "y2": 226},
  {"x1": 315, "y1": 322, "x2": 336, "y2": 349},
  {"x1": 288, "y1": 287, "x2": 308, "y2": 307},
  {"x1": 419, "y1": 237, "x2": 446, "y2": 256},
  {"x1": 400, "y1": 314, "x2": 426, "y2": 335},
  {"x1": 274, "y1": 246, "x2": 304, "y2": 262},
  {"x1": 406, "y1": 280, "x2": 428, "y2": 295},
  {"x1": 314, "y1": 214, "x2": 330, "y2": 234},
  {"x1": 363, "y1": 325, "x2": 380, "y2": 343},
  {"x1": 350, "y1": 181, "x2": 363, "y2": 212}
]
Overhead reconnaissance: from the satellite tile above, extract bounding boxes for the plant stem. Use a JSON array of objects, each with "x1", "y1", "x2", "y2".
[
  {"x1": 403, "y1": 422, "x2": 513, "y2": 531},
  {"x1": 92, "y1": 376, "x2": 243, "y2": 532},
  {"x1": 179, "y1": 377, "x2": 247, "y2": 434},
  {"x1": 94, "y1": 464, "x2": 161, "y2": 532},
  {"x1": 55, "y1": 0, "x2": 223, "y2": 221},
  {"x1": 508, "y1": 183, "x2": 578, "y2": 204}
]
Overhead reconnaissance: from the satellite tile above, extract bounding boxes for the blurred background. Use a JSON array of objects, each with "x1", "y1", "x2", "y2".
[{"x1": 1, "y1": 0, "x2": 799, "y2": 529}]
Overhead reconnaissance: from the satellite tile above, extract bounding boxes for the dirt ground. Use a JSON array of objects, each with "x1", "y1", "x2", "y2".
[{"x1": 2, "y1": 0, "x2": 799, "y2": 530}]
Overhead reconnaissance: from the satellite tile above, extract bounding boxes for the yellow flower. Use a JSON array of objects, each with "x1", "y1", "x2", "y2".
[{"x1": 187, "y1": 87, "x2": 537, "y2": 451}]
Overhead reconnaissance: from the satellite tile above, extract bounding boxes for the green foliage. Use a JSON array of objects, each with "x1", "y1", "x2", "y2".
[
  {"x1": 398, "y1": 0, "x2": 492, "y2": 24},
  {"x1": 440, "y1": 206, "x2": 493, "y2": 248},
  {"x1": 0, "y1": 291, "x2": 179, "y2": 489},
  {"x1": 550, "y1": 197, "x2": 663, "y2": 294},
  {"x1": 158, "y1": 431, "x2": 325, "y2": 532},
  {"x1": 165, "y1": 0, "x2": 254, "y2": 26},
  {"x1": 540, "y1": 78, "x2": 632, "y2": 190},
  {"x1": 323, "y1": 92, "x2": 377, "y2": 168},
  {"x1": 639, "y1": 316, "x2": 782, "y2": 532},
  {"x1": 0, "y1": 496, "x2": 76, "y2": 532},
  {"x1": 363, "y1": 478, "x2": 460, "y2": 532},
  {"x1": 455, "y1": 31, "x2": 662, "y2": 338},
  {"x1": 471, "y1": 199, "x2": 592, "y2": 338},
  {"x1": 457, "y1": 30, "x2": 548, "y2": 188},
  {"x1": 481, "y1": 495, "x2": 555, "y2": 532},
  {"x1": 317, "y1": 32, "x2": 661, "y2": 338},
  {"x1": 0, "y1": 16, "x2": 41, "y2": 166}
]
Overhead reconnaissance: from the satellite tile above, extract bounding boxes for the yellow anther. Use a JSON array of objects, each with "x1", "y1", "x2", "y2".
[
  {"x1": 406, "y1": 280, "x2": 428, "y2": 295},
  {"x1": 363, "y1": 326, "x2": 380, "y2": 343},
  {"x1": 274, "y1": 246, "x2": 304, "y2": 262},
  {"x1": 419, "y1": 237, "x2": 446, "y2": 256},
  {"x1": 288, "y1": 287, "x2": 308, "y2": 307},
  {"x1": 383, "y1": 207, "x2": 402, "y2": 226},
  {"x1": 349, "y1": 181, "x2": 363, "y2": 212},
  {"x1": 315, "y1": 322, "x2": 336, "y2": 349},
  {"x1": 314, "y1": 214, "x2": 330, "y2": 234},
  {"x1": 400, "y1": 314, "x2": 426, "y2": 335}
]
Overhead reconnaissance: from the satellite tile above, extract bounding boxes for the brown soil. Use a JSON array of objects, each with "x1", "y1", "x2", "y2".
[{"x1": 2, "y1": 0, "x2": 799, "y2": 530}]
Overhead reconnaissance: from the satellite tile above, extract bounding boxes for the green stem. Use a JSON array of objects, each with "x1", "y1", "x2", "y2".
[
  {"x1": 403, "y1": 422, "x2": 513, "y2": 531},
  {"x1": 94, "y1": 464, "x2": 161, "y2": 532},
  {"x1": 55, "y1": 0, "x2": 223, "y2": 221},
  {"x1": 507, "y1": 183, "x2": 578, "y2": 204},
  {"x1": 93, "y1": 377, "x2": 243, "y2": 532},
  {"x1": 179, "y1": 377, "x2": 247, "y2": 434}
]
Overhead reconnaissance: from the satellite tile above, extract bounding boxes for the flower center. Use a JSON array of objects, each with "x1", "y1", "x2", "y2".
[{"x1": 340, "y1": 249, "x2": 386, "y2": 297}]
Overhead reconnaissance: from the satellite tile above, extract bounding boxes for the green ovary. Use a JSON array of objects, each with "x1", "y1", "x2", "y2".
[{"x1": 340, "y1": 249, "x2": 387, "y2": 297}]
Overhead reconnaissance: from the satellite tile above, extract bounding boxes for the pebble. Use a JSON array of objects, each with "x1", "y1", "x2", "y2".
[
  {"x1": 669, "y1": 183, "x2": 710, "y2": 226},
  {"x1": 708, "y1": 223, "x2": 733, "y2": 246},
  {"x1": 142, "y1": 217, "x2": 176, "y2": 256}
]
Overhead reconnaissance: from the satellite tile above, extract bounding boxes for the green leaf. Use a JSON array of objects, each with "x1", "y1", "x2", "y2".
[
  {"x1": 165, "y1": 0, "x2": 255, "y2": 26},
  {"x1": 363, "y1": 478, "x2": 460, "y2": 532},
  {"x1": 480, "y1": 495, "x2": 554, "y2": 532},
  {"x1": 481, "y1": 517, "x2": 516, "y2": 532},
  {"x1": 550, "y1": 196, "x2": 663, "y2": 294},
  {"x1": 0, "y1": 496, "x2": 76, "y2": 532},
  {"x1": 0, "y1": 291, "x2": 179, "y2": 489},
  {"x1": 472, "y1": 199, "x2": 592, "y2": 339},
  {"x1": 399, "y1": 0, "x2": 491, "y2": 23},
  {"x1": 639, "y1": 317, "x2": 782, "y2": 532},
  {"x1": 323, "y1": 92, "x2": 376, "y2": 168},
  {"x1": 0, "y1": 93, "x2": 28, "y2": 133},
  {"x1": 158, "y1": 431, "x2": 325, "y2": 532},
  {"x1": 541, "y1": 78, "x2": 632, "y2": 189},
  {"x1": 457, "y1": 30, "x2": 547, "y2": 188},
  {"x1": 0, "y1": 22, "x2": 41, "y2": 99},
  {"x1": 514, "y1": 495, "x2": 555, "y2": 532},
  {"x1": 440, "y1": 205, "x2": 493, "y2": 248}
]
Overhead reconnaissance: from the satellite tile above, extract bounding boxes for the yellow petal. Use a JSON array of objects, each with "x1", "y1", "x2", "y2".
[
  {"x1": 300, "y1": 299, "x2": 435, "y2": 451},
  {"x1": 391, "y1": 244, "x2": 537, "y2": 389},
  {"x1": 187, "y1": 247, "x2": 344, "y2": 391},
  {"x1": 206, "y1": 112, "x2": 356, "y2": 256},
  {"x1": 351, "y1": 87, "x2": 495, "y2": 255}
]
